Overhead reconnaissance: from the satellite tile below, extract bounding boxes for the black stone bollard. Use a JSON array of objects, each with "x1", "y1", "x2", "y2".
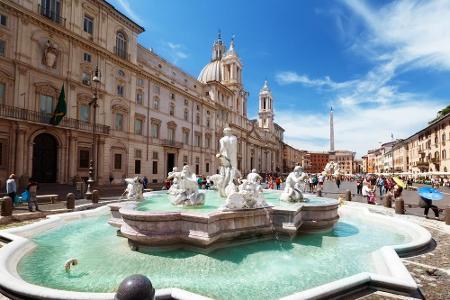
[
  {"x1": 0, "y1": 196, "x2": 13, "y2": 217},
  {"x1": 345, "y1": 190, "x2": 352, "y2": 202},
  {"x1": 92, "y1": 190, "x2": 99, "y2": 204},
  {"x1": 445, "y1": 207, "x2": 450, "y2": 226},
  {"x1": 115, "y1": 274, "x2": 155, "y2": 300},
  {"x1": 395, "y1": 197, "x2": 405, "y2": 215},
  {"x1": 384, "y1": 193, "x2": 393, "y2": 208},
  {"x1": 66, "y1": 193, "x2": 75, "y2": 210}
]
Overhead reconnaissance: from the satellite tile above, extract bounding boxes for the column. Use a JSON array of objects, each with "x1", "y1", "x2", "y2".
[
  {"x1": 15, "y1": 128, "x2": 26, "y2": 177},
  {"x1": 68, "y1": 134, "x2": 77, "y2": 180},
  {"x1": 97, "y1": 139, "x2": 105, "y2": 184}
]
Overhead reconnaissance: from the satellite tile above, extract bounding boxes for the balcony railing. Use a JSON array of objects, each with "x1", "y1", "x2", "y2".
[
  {"x1": 38, "y1": 4, "x2": 66, "y2": 26},
  {"x1": 0, "y1": 104, "x2": 110, "y2": 134},
  {"x1": 114, "y1": 46, "x2": 130, "y2": 60},
  {"x1": 161, "y1": 139, "x2": 182, "y2": 149}
]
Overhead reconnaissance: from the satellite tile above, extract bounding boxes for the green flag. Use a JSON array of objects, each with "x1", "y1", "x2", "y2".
[{"x1": 50, "y1": 84, "x2": 66, "y2": 125}]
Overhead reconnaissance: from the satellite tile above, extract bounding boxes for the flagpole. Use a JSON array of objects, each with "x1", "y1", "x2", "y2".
[{"x1": 85, "y1": 65, "x2": 101, "y2": 199}]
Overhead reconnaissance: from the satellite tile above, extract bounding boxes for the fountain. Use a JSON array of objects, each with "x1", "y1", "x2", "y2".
[
  {"x1": 122, "y1": 176, "x2": 144, "y2": 201},
  {"x1": 108, "y1": 128, "x2": 339, "y2": 252},
  {"x1": 323, "y1": 161, "x2": 343, "y2": 177}
]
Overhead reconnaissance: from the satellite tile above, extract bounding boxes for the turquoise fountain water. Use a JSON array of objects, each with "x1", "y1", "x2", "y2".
[
  {"x1": 137, "y1": 190, "x2": 332, "y2": 213},
  {"x1": 18, "y1": 206, "x2": 410, "y2": 300}
]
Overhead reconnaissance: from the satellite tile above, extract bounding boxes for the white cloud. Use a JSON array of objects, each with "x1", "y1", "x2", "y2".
[
  {"x1": 115, "y1": 0, "x2": 144, "y2": 24},
  {"x1": 164, "y1": 41, "x2": 189, "y2": 63},
  {"x1": 276, "y1": 71, "x2": 356, "y2": 90}
]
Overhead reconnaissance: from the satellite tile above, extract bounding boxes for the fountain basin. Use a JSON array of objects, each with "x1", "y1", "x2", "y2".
[{"x1": 108, "y1": 191, "x2": 339, "y2": 252}]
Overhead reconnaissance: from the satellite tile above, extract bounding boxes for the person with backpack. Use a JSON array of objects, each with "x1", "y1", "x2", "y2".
[{"x1": 275, "y1": 177, "x2": 281, "y2": 190}]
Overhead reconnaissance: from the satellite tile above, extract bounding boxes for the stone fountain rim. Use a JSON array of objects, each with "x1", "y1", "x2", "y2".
[{"x1": 0, "y1": 203, "x2": 432, "y2": 300}]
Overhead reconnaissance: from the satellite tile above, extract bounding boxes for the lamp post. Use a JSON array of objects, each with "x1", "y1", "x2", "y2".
[{"x1": 85, "y1": 65, "x2": 101, "y2": 199}]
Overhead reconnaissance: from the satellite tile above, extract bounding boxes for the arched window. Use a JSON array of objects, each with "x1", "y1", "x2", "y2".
[
  {"x1": 435, "y1": 151, "x2": 439, "y2": 159},
  {"x1": 443, "y1": 133, "x2": 446, "y2": 145},
  {"x1": 153, "y1": 97, "x2": 159, "y2": 110},
  {"x1": 115, "y1": 31, "x2": 127, "y2": 59},
  {"x1": 442, "y1": 149, "x2": 447, "y2": 160}
]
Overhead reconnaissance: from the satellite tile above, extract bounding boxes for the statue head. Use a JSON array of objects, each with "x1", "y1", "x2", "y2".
[
  {"x1": 182, "y1": 165, "x2": 191, "y2": 174},
  {"x1": 173, "y1": 167, "x2": 178, "y2": 172},
  {"x1": 251, "y1": 168, "x2": 257, "y2": 173},
  {"x1": 223, "y1": 127, "x2": 233, "y2": 136},
  {"x1": 294, "y1": 166, "x2": 302, "y2": 174}
]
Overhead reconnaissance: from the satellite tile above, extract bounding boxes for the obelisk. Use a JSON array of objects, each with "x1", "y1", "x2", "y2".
[{"x1": 329, "y1": 107, "x2": 335, "y2": 153}]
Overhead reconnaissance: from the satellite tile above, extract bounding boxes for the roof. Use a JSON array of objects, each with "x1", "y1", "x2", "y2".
[
  {"x1": 102, "y1": 0, "x2": 145, "y2": 33},
  {"x1": 198, "y1": 60, "x2": 223, "y2": 83}
]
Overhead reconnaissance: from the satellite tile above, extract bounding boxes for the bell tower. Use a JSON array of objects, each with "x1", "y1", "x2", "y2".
[
  {"x1": 222, "y1": 36, "x2": 242, "y2": 85},
  {"x1": 211, "y1": 30, "x2": 226, "y2": 61},
  {"x1": 258, "y1": 80, "x2": 274, "y2": 130}
]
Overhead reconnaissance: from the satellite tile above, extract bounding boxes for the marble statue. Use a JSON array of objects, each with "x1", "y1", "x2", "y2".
[
  {"x1": 167, "y1": 165, "x2": 205, "y2": 206},
  {"x1": 124, "y1": 177, "x2": 144, "y2": 201},
  {"x1": 215, "y1": 127, "x2": 239, "y2": 197},
  {"x1": 280, "y1": 166, "x2": 307, "y2": 202},
  {"x1": 42, "y1": 40, "x2": 59, "y2": 69},
  {"x1": 323, "y1": 161, "x2": 342, "y2": 177}
]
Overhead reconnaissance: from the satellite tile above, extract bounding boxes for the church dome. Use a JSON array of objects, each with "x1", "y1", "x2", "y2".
[{"x1": 198, "y1": 60, "x2": 223, "y2": 83}]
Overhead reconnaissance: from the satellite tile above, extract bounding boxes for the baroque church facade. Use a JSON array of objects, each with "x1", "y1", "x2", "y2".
[{"x1": 0, "y1": 0, "x2": 285, "y2": 186}]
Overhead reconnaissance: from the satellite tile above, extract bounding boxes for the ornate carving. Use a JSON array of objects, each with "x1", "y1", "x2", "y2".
[
  {"x1": 42, "y1": 40, "x2": 59, "y2": 69},
  {"x1": 34, "y1": 82, "x2": 59, "y2": 97}
]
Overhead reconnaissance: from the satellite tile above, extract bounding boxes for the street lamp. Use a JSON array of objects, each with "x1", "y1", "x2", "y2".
[{"x1": 85, "y1": 65, "x2": 101, "y2": 199}]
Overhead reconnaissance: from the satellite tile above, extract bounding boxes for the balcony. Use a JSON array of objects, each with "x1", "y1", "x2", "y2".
[
  {"x1": 0, "y1": 104, "x2": 110, "y2": 134},
  {"x1": 431, "y1": 157, "x2": 440, "y2": 164},
  {"x1": 114, "y1": 47, "x2": 130, "y2": 60},
  {"x1": 161, "y1": 139, "x2": 182, "y2": 149},
  {"x1": 38, "y1": 4, "x2": 66, "y2": 26},
  {"x1": 416, "y1": 161, "x2": 429, "y2": 168}
]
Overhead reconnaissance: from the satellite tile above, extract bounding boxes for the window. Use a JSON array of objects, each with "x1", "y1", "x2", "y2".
[
  {"x1": 114, "y1": 153, "x2": 122, "y2": 170},
  {"x1": 152, "y1": 152, "x2": 158, "y2": 160},
  {"x1": 183, "y1": 155, "x2": 188, "y2": 165},
  {"x1": 137, "y1": 78, "x2": 144, "y2": 87},
  {"x1": 153, "y1": 97, "x2": 159, "y2": 110},
  {"x1": 169, "y1": 103, "x2": 175, "y2": 116},
  {"x1": 0, "y1": 141, "x2": 4, "y2": 167},
  {"x1": 117, "y1": 69, "x2": 125, "y2": 77},
  {"x1": 153, "y1": 85, "x2": 160, "y2": 95},
  {"x1": 184, "y1": 99, "x2": 188, "y2": 106},
  {"x1": 194, "y1": 133, "x2": 201, "y2": 147},
  {"x1": 79, "y1": 149, "x2": 90, "y2": 168},
  {"x1": 205, "y1": 136, "x2": 211, "y2": 148},
  {"x1": 168, "y1": 128, "x2": 175, "y2": 142},
  {"x1": 40, "y1": 0, "x2": 62, "y2": 24},
  {"x1": 206, "y1": 117, "x2": 210, "y2": 128},
  {"x1": 0, "y1": 83, "x2": 5, "y2": 105},
  {"x1": 151, "y1": 123, "x2": 159, "y2": 138},
  {"x1": 117, "y1": 85, "x2": 124, "y2": 97},
  {"x1": 79, "y1": 104, "x2": 89, "y2": 122},
  {"x1": 136, "y1": 92, "x2": 143, "y2": 105},
  {"x1": 135, "y1": 119, "x2": 143, "y2": 135},
  {"x1": 115, "y1": 113, "x2": 123, "y2": 131},
  {"x1": 135, "y1": 149, "x2": 142, "y2": 158},
  {"x1": 196, "y1": 113, "x2": 200, "y2": 125},
  {"x1": 39, "y1": 95, "x2": 53, "y2": 114},
  {"x1": 184, "y1": 109, "x2": 189, "y2": 121},
  {"x1": 152, "y1": 161, "x2": 158, "y2": 174},
  {"x1": 183, "y1": 131, "x2": 189, "y2": 144},
  {"x1": 115, "y1": 31, "x2": 127, "y2": 59},
  {"x1": 206, "y1": 162, "x2": 210, "y2": 173},
  {"x1": 135, "y1": 160, "x2": 141, "y2": 174},
  {"x1": 443, "y1": 150, "x2": 447, "y2": 160},
  {"x1": 0, "y1": 15, "x2": 7, "y2": 26},
  {"x1": 83, "y1": 15, "x2": 93, "y2": 34},
  {"x1": 0, "y1": 40, "x2": 5, "y2": 57},
  {"x1": 83, "y1": 52, "x2": 91, "y2": 62},
  {"x1": 82, "y1": 72, "x2": 91, "y2": 85},
  {"x1": 170, "y1": 93, "x2": 175, "y2": 100}
]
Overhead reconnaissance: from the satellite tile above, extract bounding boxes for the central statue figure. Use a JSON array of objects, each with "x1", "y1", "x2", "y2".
[{"x1": 216, "y1": 127, "x2": 239, "y2": 197}]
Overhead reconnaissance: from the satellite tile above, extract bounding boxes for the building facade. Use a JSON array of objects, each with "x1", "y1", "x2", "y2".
[
  {"x1": 363, "y1": 113, "x2": 450, "y2": 174},
  {"x1": 0, "y1": 0, "x2": 285, "y2": 187},
  {"x1": 330, "y1": 150, "x2": 355, "y2": 174},
  {"x1": 282, "y1": 143, "x2": 307, "y2": 173},
  {"x1": 305, "y1": 151, "x2": 329, "y2": 174}
]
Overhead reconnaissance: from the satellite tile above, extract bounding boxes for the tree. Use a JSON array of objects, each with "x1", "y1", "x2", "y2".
[{"x1": 429, "y1": 105, "x2": 450, "y2": 124}]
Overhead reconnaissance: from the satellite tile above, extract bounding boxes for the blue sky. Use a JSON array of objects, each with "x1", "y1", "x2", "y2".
[{"x1": 109, "y1": 0, "x2": 450, "y2": 157}]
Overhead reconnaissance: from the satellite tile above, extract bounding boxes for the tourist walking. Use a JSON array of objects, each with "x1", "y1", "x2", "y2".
[
  {"x1": 376, "y1": 176, "x2": 385, "y2": 197},
  {"x1": 27, "y1": 178, "x2": 40, "y2": 212},
  {"x1": 419, "y1": 196, "x2": 439, "y2": 219},
  {"x1": 6, "y1": 174, "x2": 16, "y2": 204},
  {"x1": 275, "y1": 177, "x2": 281, "y2": 190},
  {"x1": 356, "y1": 177, "x2": 362, "y2": 195},
  {"x1": 335, "y1": 176, "x2": 341, "y2": 189}
]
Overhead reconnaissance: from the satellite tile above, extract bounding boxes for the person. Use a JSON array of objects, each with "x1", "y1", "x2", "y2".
[
  {"x1": 142, "y1": 176, "x2": 149, "y2": 189},
  {"x1": 419, "y1": 196, "x2": 439, "y2": 219},
  {"x1": 109, "y1": 174, "x2": 114, "y2": 185},
  {"x1": 27, "y1": 178, "x2": 40, "y2": 212},
  {"x1": 376, "y1": 176, "x2": 385, "y2": 196},
  {"x1": 356, "y1": 177, "x2": 362, "y2": 195},
  {"x1": 335, "y1": 176, "x2": 341, "y2": 189},
  {"x1": 275, "y1": 177, "x2": 281, "y2": 190},
  {"x1": 308, "y1": 176, "x2": 313, "y2": 193},
  {"x1": 6, "y1": 174, "x2": 17, "y2": 204},
  {"x1": 312, "y1": 175, "x2": 318, "y2": 192},
  {"x1": 318, "y1": 174, "x2": 324, "y2": 187}
]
